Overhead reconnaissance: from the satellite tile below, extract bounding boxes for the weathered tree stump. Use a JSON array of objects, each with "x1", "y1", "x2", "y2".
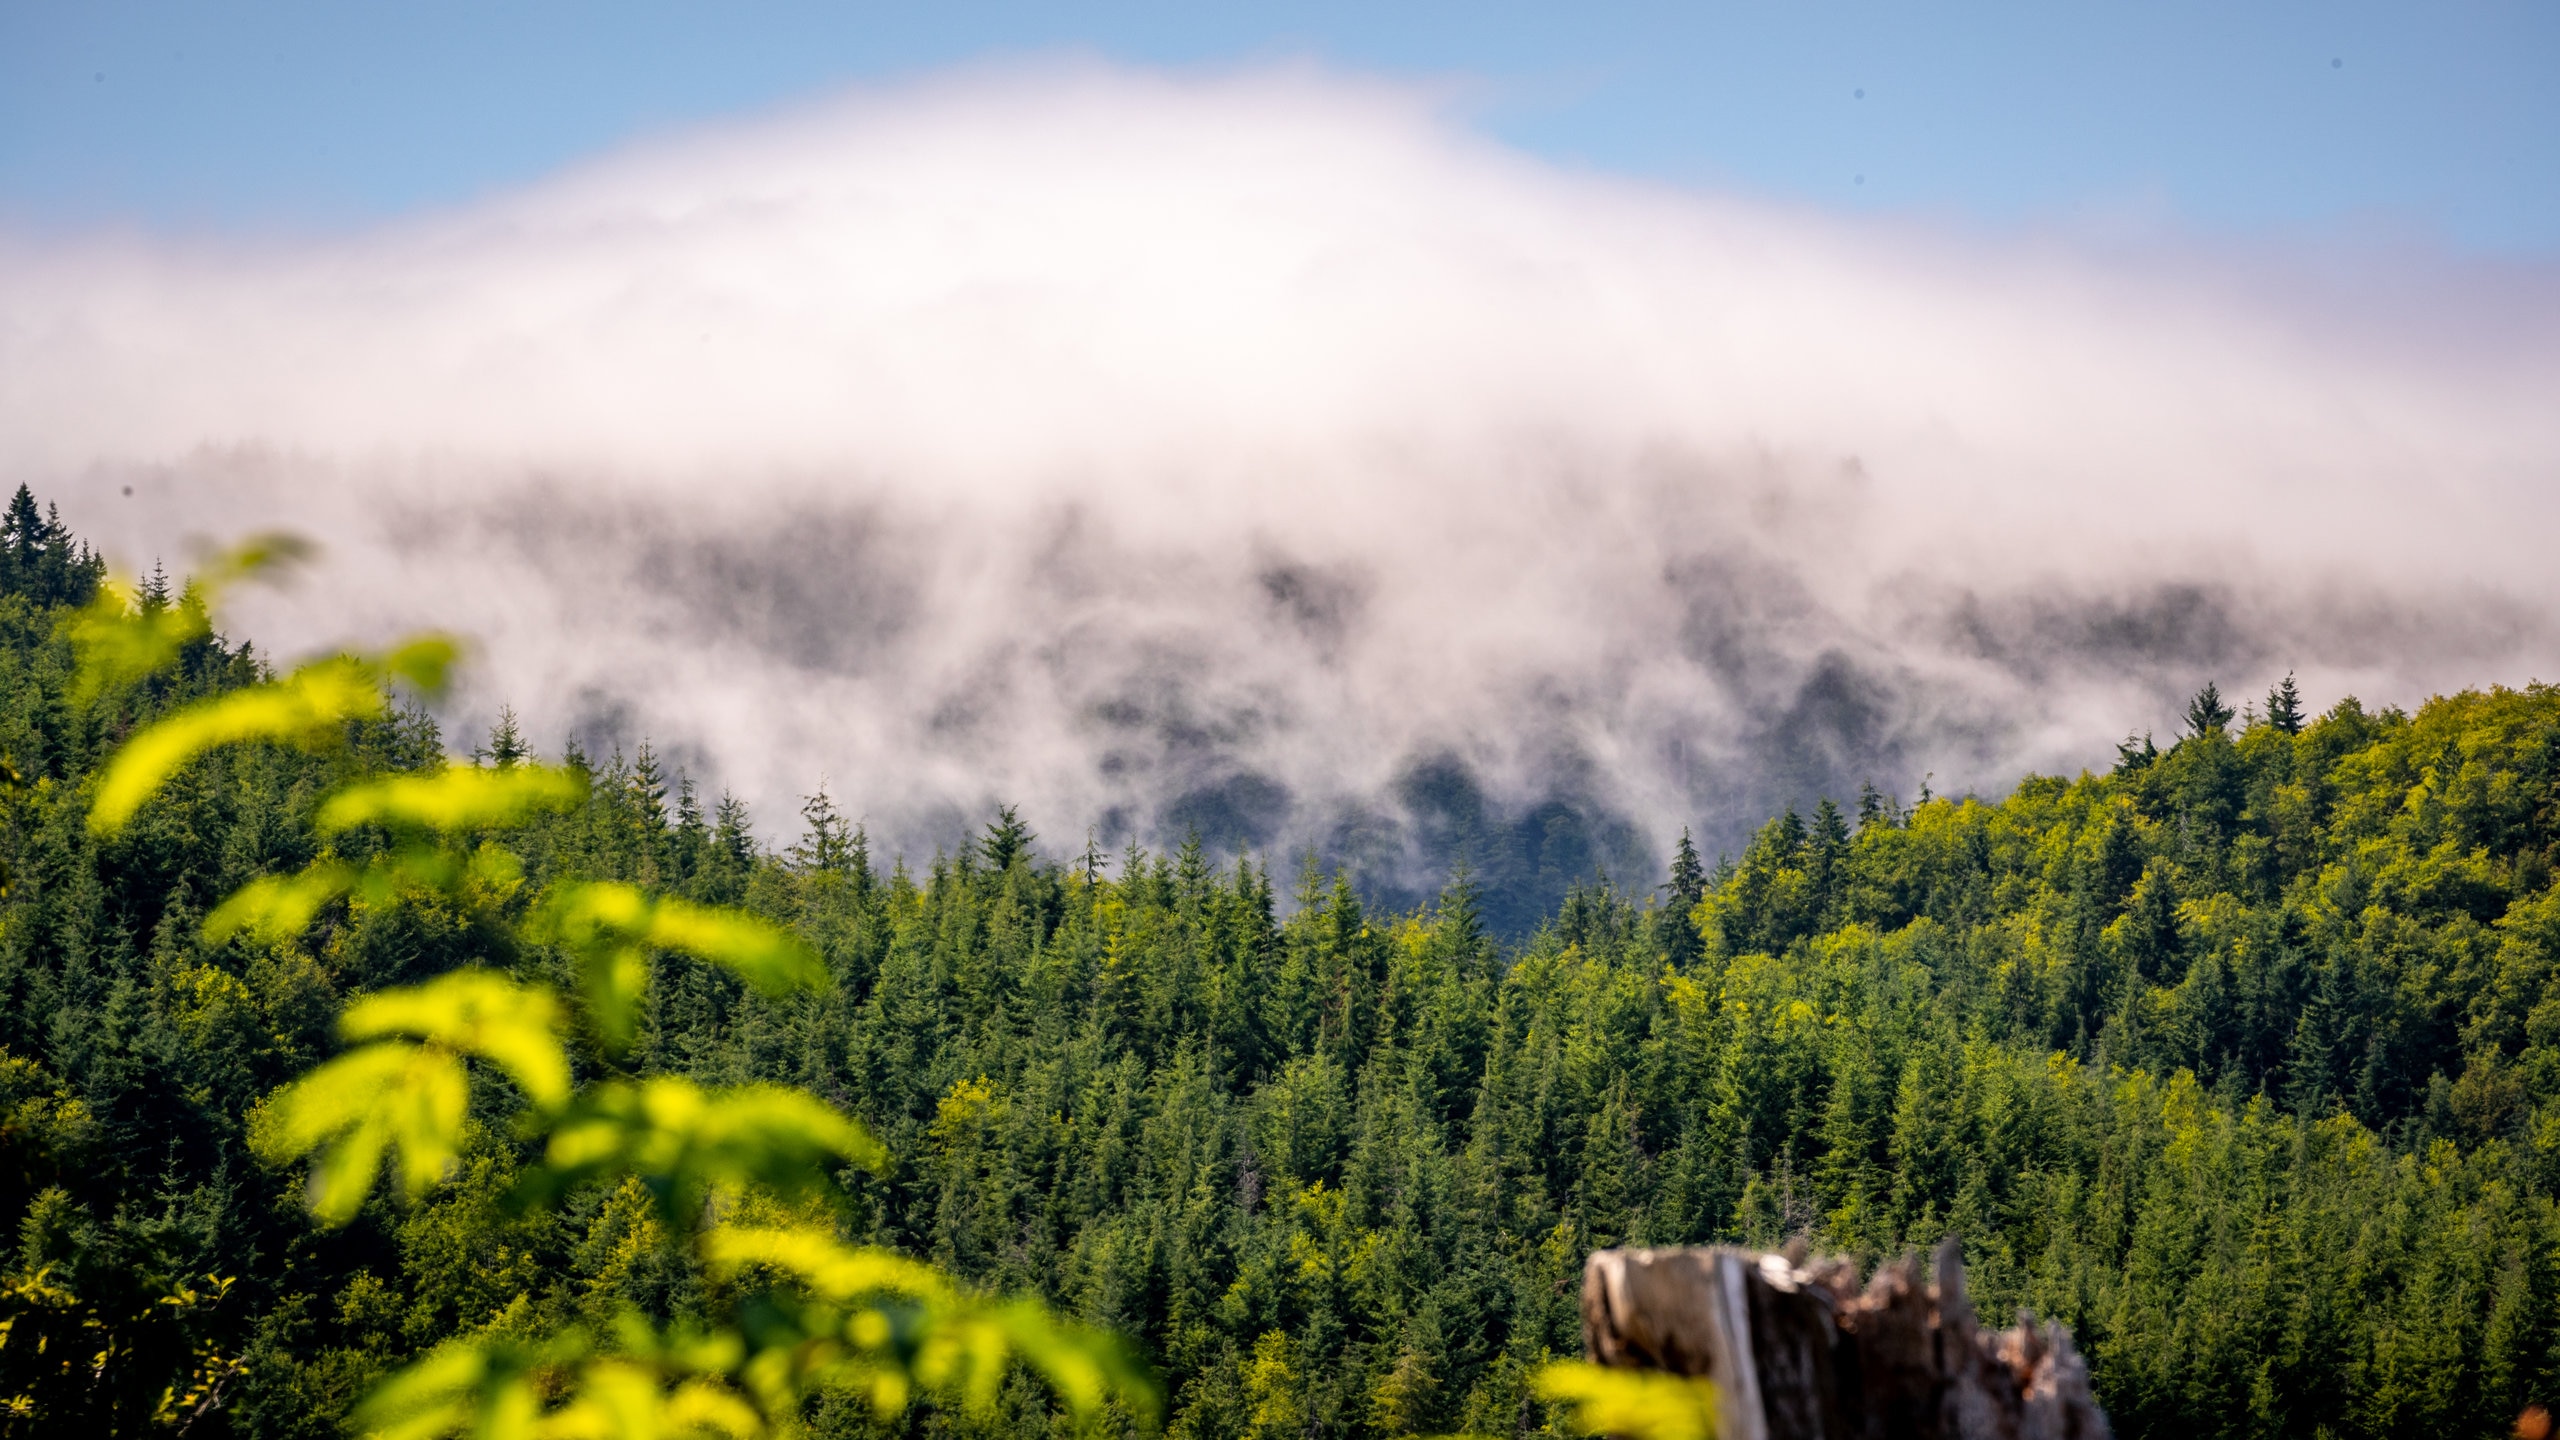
[{"x1": 1580, "y1": 1239, "x2": 2109, "y2": 1440}]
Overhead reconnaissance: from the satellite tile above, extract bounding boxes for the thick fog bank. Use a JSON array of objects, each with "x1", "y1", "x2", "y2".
[{"x1": 5, "y1": 65, "x2": 2556, "y2": 927}]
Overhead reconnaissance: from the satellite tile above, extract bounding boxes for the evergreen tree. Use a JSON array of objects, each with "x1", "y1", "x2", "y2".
[
  {"x1": 711, "y1": 792, "x2": 754, "y2": 862},
  {"x1": 2267, "y1": 671, "x2": 2305, "y2": 734},
  {"x1": 1, "y1": 483, "x2": 42, "y2": 575},
  {"x1": 1437, "y1": 860, "x2": 1489, "y2": 978},
  {"x1": 1855, "y1": 781, "x2": 1890, "y2": 830},
  {"x1": 2184, "y1": 680, "x2": 2234, "y2": 737},
  {"x1": 671, "y1": 775, "x2": 707, "y2": 884},
  {"x1": 1810, "y1": 798, "x2": 1849, "y2": 872},
  {"x1": 630, "y1": 741, "x2": 669, "y2": 832},
  {"x1": 479, "y1": 704, "x2": 530, "y2": 767},
  {"x1": 2115, "y1": 730, "x2": 2159, "y2": 774},
  {"x1": 790, "y1": 786, "x2": 854, "y2": 874},
  {"x1": 980, "y1": 803, "x2": 1035, "y2": 872},
  {"x1": 844, "y1": 822, "x2": 873, "y2": 898},
  {"x1": 1665, "y1": 827, "x2": 1706, "y2": 911},
  {"x1": 1655, "y1": 825, "x2": 1707, "y2": 969}
]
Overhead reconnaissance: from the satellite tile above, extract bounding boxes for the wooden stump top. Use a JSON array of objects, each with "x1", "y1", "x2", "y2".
[{"x1": 1580, "y1": 1240, "x2": 2108, "y2": 1440}]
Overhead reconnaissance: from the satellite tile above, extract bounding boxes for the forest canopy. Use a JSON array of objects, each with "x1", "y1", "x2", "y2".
[{"x1": 3, "y1": 488, "x2": 2559, "y2": 1439}]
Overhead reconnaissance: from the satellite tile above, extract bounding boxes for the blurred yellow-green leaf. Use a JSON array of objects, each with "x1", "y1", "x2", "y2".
[
  {"x1": 202, "y1": 861, "x2": 359, "y2": 945},
  {"x1": 251, "y1": 1040, "x2": 467, "y2": 1226},
  {"x1": 341, "y1": 969, "x2": 573, "y2": 1113},
  {"x1": 64, "y1": 534, "x2": 314, "y2": 705},
  {"x1": 543, "y1": 1360, "x2": 766, "y2": 1440},
  {"x1": 702, "y1": 1225, "x2": 953, "y2": 1306},
  {"x1": 946, "y1": 1296, "x2": 1157, "y2": 1423},
  {"x1": 62, "y1": 578, "x2": 208, "y2": 706},
  {"x1": 356, "y1": 1320, "x2": 774, "y2": 1440},
  {"x1": 191, "y1": 531, "x2": 316, "y2": 590},
  {"x1": 378, "y1": 634, "x2": 464, "y2": 700},
  {"x1": 1533, "y1": 1361, "x2": 1719, "y2": 1440},
  {"x1": 202, "y1": 842, "x2": 527, "y2": 948},
  {"x1": 527, "y1": 1078, "x2": 883, "y2": 1227},
  {"x1": 249, "y1": 971, "x2": 571, "y2": 1225},
  {"x1": 543, "y1": 882, "x2": 824, "y2": 993},
  {"x1": 317, "y1": 763, "x2": 588, "y2": 835},
  {"x1": 535, "y1": 882, "x2": 824, "y2": 1054},
  {"x1": 351, "y1": 1330, "x2": 585, "y2": 1440},
  {"x1": 636, "y1": 896, "x2": 825, "y2": 994},
  {"x1": 88, "y1": 657, "x2": 386, "y2": 835},
  {"x1": 703, "y1": 1223, "x2": 1158, "y2": 1425}
]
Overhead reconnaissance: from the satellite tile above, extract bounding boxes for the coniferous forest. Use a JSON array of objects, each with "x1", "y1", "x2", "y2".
[{"x1": 6, "y1": 488, "x2": 2560, "y2": 1438}]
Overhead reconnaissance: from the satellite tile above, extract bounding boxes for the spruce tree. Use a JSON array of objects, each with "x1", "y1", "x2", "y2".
[
  {"x1": 2115, "y1": 731, "x2": 2159, "y2": 774},
  {"x1": 1, "y1": 483, "x2": 42, "y2": 584},
  {"x1": 791, "y1": 786, "x2": 853, "y2": 874},
  {"x1": 980, "y1": 803, "x2": 1035, "y2": 872},
  {"x1": 672, "y1": 775, "x2": 706, "y2": 884},
  {"x1": 1776, "y1": 805, "x2": 1808, "y2": 855},
  {"x1": 712, "y1": 791, "x2": 758, "y2": 877},
  {"x1": 846, "y1": 821, "x2": 873, "y2": 899},
  {"x1": 1812, "y1": 797, "x2": 1850, "y2": 855},
  {"x1": 2184, "y1": 681, "x2": 2234, "y2": 737},
  {"x1": 1440, "y1": 860, "x2": 1487, "y2": 962},
  {"x1": 1658, "y1": 828, "x2": 1706, "y2": 968},
  {"x1": 1810, "y1": 797, "x2": 1851, "y2": 922},
  {"x1": 480, "y1": 704, "x2": 530, "y2": 768},
  {"x1": 1666, "y1": 827, "x2": 1706, "y2": 911},
  {"x1": 630, "y1": 741, "x2": 669, "y2": 832},
  {"x1": 2267, "y1": 671, "x2": 2305, "y2": 734}
]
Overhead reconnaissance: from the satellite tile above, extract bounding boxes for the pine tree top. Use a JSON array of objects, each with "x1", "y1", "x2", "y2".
[
  {"x1": 2268, "y1": 671, "x2": 2306, "y2": 734},
  {"x1": 981, "y1": 804, "x2": 1035, "y2": 872},
  {"x1": 2185, "y1": 681, "x2": 2234, "y2": 737}
]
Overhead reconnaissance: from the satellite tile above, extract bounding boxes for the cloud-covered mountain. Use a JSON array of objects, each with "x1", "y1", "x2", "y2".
[{"x1": 6, "y1": 62, "x2": 2556, "y2": 926}]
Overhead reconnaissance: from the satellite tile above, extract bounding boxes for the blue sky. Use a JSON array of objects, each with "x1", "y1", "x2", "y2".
[{"x1": 4, "y1": 2, "x2": 2555, "y2": 250}]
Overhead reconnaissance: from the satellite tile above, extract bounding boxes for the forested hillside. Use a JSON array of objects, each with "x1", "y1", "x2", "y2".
[{"x1": 4, "y1": 489, "x2": 2559, "y2": 1438}]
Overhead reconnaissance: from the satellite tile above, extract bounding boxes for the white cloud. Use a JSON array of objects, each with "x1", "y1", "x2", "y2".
[{"x1": 4, "y1": 61, "x2": 2555, "y2": 911}]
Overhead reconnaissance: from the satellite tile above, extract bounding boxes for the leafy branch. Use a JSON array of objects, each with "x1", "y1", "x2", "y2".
[{"x1": 73, "y1": 540, "x2": 1158, "y2": 1440}]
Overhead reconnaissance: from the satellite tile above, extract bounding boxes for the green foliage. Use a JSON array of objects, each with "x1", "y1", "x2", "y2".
[
  {"x1": 251, "y1": 969, "x2": 573, "y2": 1221},
  {"x1": 9, "y1": 512, "x2": 1151, "y2": 1438},
  {"x1": 2266, "y1": 672, "x2": 2305, "y2": 736}
]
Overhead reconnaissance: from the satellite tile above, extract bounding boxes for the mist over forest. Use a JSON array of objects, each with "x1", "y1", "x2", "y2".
[
  {"x1": 8, "y1": 483, "x2": 2560, "y2": 1439},
  {"x1": 6, "y1": 66, "x2": 2557, "y2": 930},
  {"x1": 9, "y1": 54, "x2": 2560, "y2": 1440}
]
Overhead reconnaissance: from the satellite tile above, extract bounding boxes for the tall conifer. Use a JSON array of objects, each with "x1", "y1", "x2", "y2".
[
  {"x1": 2185, "y1": 681, "x2": 2234, "y2": 737},
  {"x1": 2267, "y1": 671, "x2": 2305, "y2": 734}
]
